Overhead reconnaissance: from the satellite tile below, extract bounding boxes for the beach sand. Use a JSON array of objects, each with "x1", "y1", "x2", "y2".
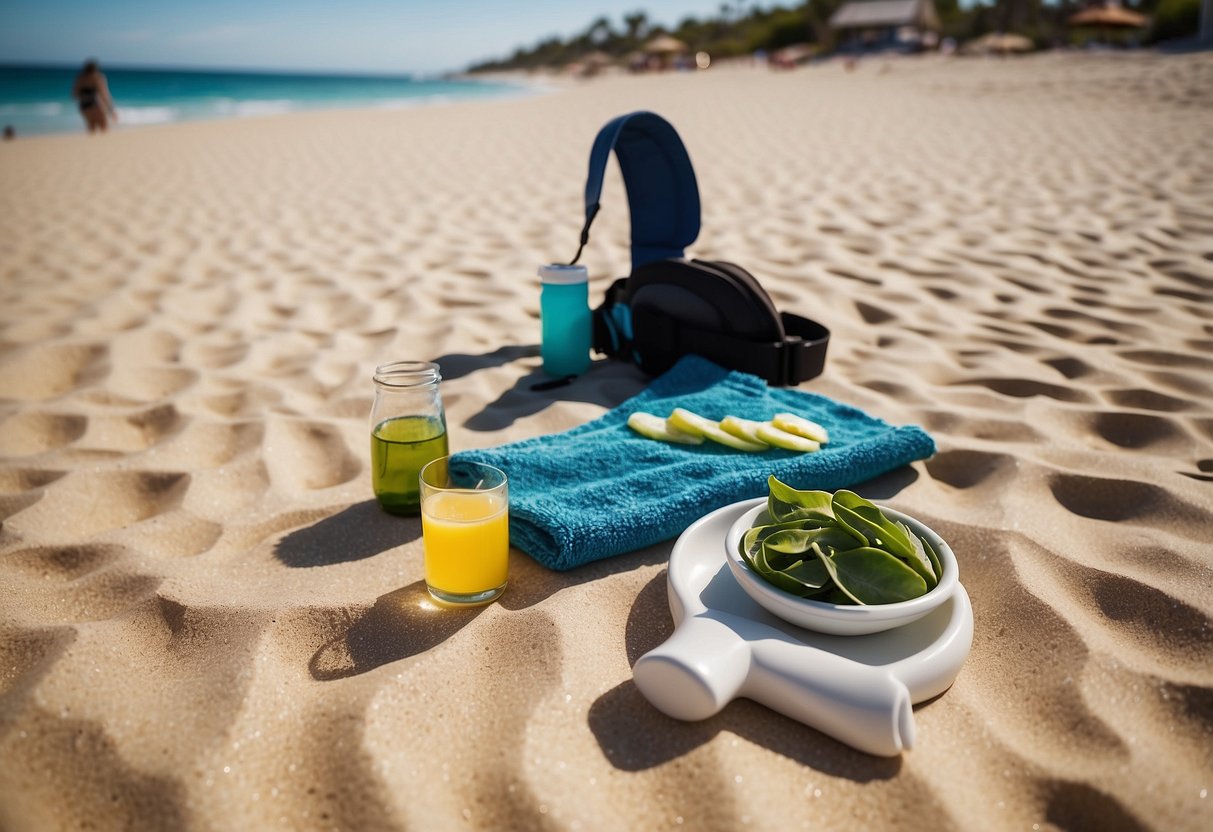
[{"x1": 2, "y1": 51, "x2": 1212, "y2": 830}]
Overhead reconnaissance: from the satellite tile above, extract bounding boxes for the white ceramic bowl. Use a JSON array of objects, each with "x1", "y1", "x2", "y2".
[{"x1": 725, "y1": 500, "x2": 959, "y2": 636}]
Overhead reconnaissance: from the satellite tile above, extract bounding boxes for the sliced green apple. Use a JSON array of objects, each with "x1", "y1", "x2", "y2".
[
  {"x1": 756, "y1": 422, "x2": 821, "y2": 452},
  {"x1": 669, "y1": 408, "x2": 768, "y2": 452},
  {"x1": 772, "y1": 412, "x2": 830, "y2": 444},
  {"x1": 720, "y1": 416, "x2": 770, "y2": 446},
  {"x1": 626, "y1": 412, "x2": 704, "y2": 445}
]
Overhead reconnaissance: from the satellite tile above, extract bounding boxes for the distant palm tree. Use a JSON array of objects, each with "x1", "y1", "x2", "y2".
[
  {"x1": 588, "y1": 15, "x2": 614, "y2": 44},
  {"x1": 995, "y1": 0, "x2": 1042, "y2": 33},
  {"x1": 624, "y1": 11, "x2": 649, "y2": 43}
]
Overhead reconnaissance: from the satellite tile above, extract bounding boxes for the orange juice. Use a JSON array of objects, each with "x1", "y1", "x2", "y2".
[{"x1": 421, "y1": 490, "x2": 509, "y2": 597}]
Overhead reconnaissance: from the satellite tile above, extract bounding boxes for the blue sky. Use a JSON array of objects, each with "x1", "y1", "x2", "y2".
[{"x1": 0, "y1": 1, "x2": 753, "y2": 74}]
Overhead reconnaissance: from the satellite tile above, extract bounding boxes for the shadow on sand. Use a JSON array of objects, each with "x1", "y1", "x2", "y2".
[
  {"x1": 275, "y1": 500, "x2": 420, "y2": 568},
  {"x1": 306, "y1": 540, "x2": 673, "y2": 681},
  {"x1": 431, "y1": 345, "x2": 648, "y2": 432}
]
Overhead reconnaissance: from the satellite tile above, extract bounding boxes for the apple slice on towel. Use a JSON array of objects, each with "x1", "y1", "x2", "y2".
[
  {"x1": 626, "y1": 412, "x2": 704, "y2": 445},
  {"x1": 772, "y1": 412, "x2": 830, "y2": 445},
  {"x1": 669, "y1": 408, "x2": 768, "y2": 452}
]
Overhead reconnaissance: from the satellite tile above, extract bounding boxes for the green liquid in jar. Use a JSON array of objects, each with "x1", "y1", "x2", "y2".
[{"x1": 371, "y1": 415, "x2": 449, "y2": 515}]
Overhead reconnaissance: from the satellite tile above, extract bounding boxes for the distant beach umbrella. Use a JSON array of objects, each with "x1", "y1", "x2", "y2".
[
  {"x1": 644, "y1": 34, "x2": 689, "y2": 54},
  {"x1": 572, "y1": 51, "x2": 615, "y2": 78},
  {"x1": 1067, "y1": 5, "x2": 1149, "y2": 28},
  {"x1": 964, "y1": 32, "x2": 1034, "y2": 54}
]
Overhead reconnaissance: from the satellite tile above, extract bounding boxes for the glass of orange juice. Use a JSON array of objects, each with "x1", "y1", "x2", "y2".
[{"x1": 419, "y1": 457, "x2": 509, "y2": 606}]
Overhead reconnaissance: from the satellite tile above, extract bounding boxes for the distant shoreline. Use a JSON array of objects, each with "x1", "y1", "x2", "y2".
[{"x1": 0, "y1": 64, "x2": 538, "y2": 137}]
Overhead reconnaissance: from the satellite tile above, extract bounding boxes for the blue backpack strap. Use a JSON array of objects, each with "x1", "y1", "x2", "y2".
[{"x1": 574, "y1": 111, "x2": 701, "y2": 272}]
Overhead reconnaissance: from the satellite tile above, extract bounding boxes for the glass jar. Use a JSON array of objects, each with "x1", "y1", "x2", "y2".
[{"x1": 369, "y1": 361, "x2": 448, "y2": 515}]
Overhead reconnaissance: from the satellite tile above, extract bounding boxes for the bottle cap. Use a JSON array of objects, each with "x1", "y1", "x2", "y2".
[{"x1": 538, "y1": 264, "x2": 589, "y2": 285}]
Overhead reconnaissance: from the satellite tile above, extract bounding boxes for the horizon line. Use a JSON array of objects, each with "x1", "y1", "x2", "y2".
[{"x1": 0, "y1": 59, "x2": 474, "y2": 79}]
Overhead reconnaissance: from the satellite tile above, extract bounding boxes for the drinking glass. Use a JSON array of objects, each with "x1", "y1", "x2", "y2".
[{"x1": 419, "y1": 457, "x2": 509, "y2": 606}]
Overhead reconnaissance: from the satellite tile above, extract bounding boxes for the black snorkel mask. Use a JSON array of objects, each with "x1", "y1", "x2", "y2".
[{"x1": 575, "y1": 110, "x2": 830, "y2": 386}]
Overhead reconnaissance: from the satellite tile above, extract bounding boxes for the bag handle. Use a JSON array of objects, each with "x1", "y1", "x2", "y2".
[{"x1": 571, "y1": 111, "x2": 701, "y2": 271}]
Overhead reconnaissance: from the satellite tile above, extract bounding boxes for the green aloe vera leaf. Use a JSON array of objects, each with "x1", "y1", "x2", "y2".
[
  {"x1": 740, "y1": 527, "x2": 761, "y2": 569},
  {"x1": 831, "y1": 491, "x2": 915, "y2": 557},
  {"x1": 810, "y1": 527, "x2": 868, "y2": 558},
  {"x1": 822, "y1": 587, "x2": 854, "y2": 605},
  {"x1": 809, "y1": 542, "x2": 851, "y2": 602},
  {"x1": 740, "y1": 520, "x2": 815, "y2": 566},
  {"x1": 826, "y1": 503, "x2": 882, "y2": 548},
  {"x1": 752, "y1": 542, "x2": 814, "y2": 595},
  {"x1": 767, "y1": 476, "x2": 835, "y2": 524},
  {"x1": 781, "y1": 556, "x2": 831, "y2": 591},
  {"x1": 755, "y1": 535, "x2": 806, "y2": 572},
  {"x1": 761, "y1": 528, "x2": 837, "y2": 571},
  {"x1": 920, "y1": 532, "x2": 943, "y2": 583},
  {"x1": 826, "y1": 546, "x2": 930, "y2": 605},
  {"x1": 764, "y1": 527, "x2": 862, "y2": 557},
  {"x1": 896, "y1": 520, "x2": 938, "y2": 589}
]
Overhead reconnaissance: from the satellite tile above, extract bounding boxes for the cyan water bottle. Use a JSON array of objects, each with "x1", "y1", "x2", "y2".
[{"x1": 539, "y1": 264, "x2": 591, "y2": 377}]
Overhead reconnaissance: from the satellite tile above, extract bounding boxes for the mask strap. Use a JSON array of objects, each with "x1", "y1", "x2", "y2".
[
  {"x1": 578, "y1": 111, "x2": 701, "y2": 272},
  {"x1": 568, "y1": 204, "x2": 599, "y2": 266}
]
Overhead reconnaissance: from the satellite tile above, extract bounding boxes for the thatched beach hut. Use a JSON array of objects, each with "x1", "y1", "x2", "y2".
[{"x1": 829, "y1": 0, "x2": 942, "y2": 51}]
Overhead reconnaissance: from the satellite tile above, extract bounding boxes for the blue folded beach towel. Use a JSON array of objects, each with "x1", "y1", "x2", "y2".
[{"x1": 451, "y1": 356, "x2": 935, "y2": 571}]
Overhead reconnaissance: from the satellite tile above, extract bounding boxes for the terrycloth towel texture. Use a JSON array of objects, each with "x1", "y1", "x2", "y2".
[{"x1": 451, "y1": 356, "x2": 935, "y2": 571}]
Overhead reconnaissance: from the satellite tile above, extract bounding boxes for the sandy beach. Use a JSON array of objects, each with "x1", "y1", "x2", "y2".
[{"x1": 2, "y1": 51, "x2": 1212, "y2": 830}]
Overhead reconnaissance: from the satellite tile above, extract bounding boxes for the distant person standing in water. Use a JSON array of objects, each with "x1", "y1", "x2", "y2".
[{"x1": 72, "y1": 59, "x2": 116, "y2": 133}]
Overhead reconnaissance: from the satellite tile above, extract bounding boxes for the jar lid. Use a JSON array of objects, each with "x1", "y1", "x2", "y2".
[{"x1": 538, "y1": 264, "x2": 589, "y2": 285}]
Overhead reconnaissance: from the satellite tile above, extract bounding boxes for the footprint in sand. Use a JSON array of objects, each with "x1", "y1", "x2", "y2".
[
  {"x1": 193, "y1": 381, "x2": 282, "y2": 418},
  {"x1": 0, "y1": 626, "x2": 75, "y2": 706},
  {"x1": 0, "y1": 708, "x2": 184, "y2": 829},
  {"x1": 958, "y1": 535, "x2": 1128, "y2": 762},
  {"x1": 1064, "y1": 563, "x2": 1212, "y2": 666},
  {"x1": 855, "y1": 300, "x2": 897, "y2": 325},
  {"x1": 6, "y1": 564, "x2": 162, "y2": 625},
  {"x1": 0, "y1": 468, "x2": 66, "y2": 518},
  {"x1": 1117, "y1": 349, "x2": 1213, "y2": 372},
  {"x1": 1102, "y1": 387, "x2": 1195, "y2": 413},
  {"x1": 0, "y1": 543, "x2": 124, "y2": 581},
  {"x1": 955, "y1": 377, "x2": 1091, "y2": 403},
  {"x1": 77, "y1": 403, "x2": 183, "y2": 453},
  {"x1": 0, "y1": 411, "x2": 87, "y2": 456},
  {"x1": 108, "y1": 329, "x2": 182, "y2": 366},
  {"x1": 263, "y1": 416, "x2": 360, "y2": 493},
  {"x1": 184, "y1": 457, "x2": 271, "y2": 519},
  {"x1": 358, "y1": 609, "x2": 566, "y2": 828},
  {"x1": 924, "y1": 448, "x2": 1014, "y2": 490},
  {"x1": 920, "y1": 410, "x2": 1044, "y2": 443},
  {"x1": 4, "y1": 470, "x2": 190, "y2": 541},
  {"x1": 1047, "y1": 471, "x2": 1211, "y2": 540},
  {"x1": 104, "y1": 365, "x2": 198, "y2": 402},
  {"x1": 183, "y1": 339, "x2": 249, "y2": 369},
  {"x1": 1037, "y1": 781, "x2": 1149, "y2": 832},
  {"x1": 1041, "y1": 356, "x2": 1093, "y2": 380},
  {"x1": 0, "y1": 342, "x2": 108, "y2": 401},
  {"x1": 150, "y1": 419, "x2": 263, "y2": 469},
  {"x1": 1089, "y1": 410, "x2": 1187, "y2": 450},
  {"x1": 108, "y1": 509, "x2": 223, "y2": 558}
]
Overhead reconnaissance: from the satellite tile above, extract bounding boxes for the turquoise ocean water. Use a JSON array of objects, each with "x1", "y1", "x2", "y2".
[{"x1": 0, "y1": 65, "x2": 531, "y2": 136}]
